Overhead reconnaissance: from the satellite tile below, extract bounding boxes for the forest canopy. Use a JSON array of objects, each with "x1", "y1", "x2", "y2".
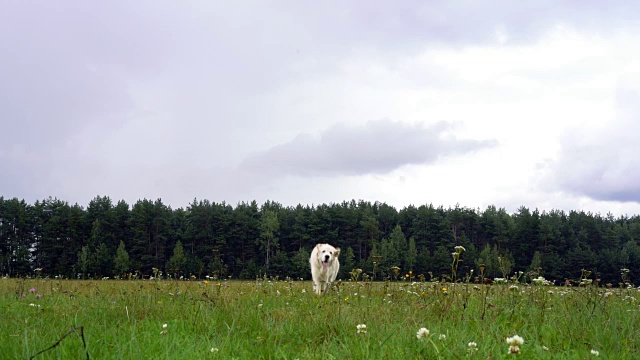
[{"x1": 1, "y1": 196, "x2": 639, "y2": 285}]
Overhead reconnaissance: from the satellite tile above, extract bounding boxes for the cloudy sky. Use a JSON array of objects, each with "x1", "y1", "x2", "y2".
[{"x1": 2, "y1": 1, "x2": 640, "y2": 215}]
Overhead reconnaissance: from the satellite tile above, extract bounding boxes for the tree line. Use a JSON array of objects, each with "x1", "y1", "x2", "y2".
[{"x1": 1, "y1": 196, "x2": 639, "y2": 285}]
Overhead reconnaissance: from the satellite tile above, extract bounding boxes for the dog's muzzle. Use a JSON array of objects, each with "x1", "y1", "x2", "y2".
[{"x1": 322, "y1": 256, "x2": 330, "y2": 268}]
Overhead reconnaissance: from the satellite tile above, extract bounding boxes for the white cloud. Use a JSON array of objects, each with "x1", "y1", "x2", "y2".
[
  {"x1": 546, "y1": 82, "x2": 640, "y2": 203},
  {"x1": 3, "y1": 2, "x2": 640, "y2": 216}
]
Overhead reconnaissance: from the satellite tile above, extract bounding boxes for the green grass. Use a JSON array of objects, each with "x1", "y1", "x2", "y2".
[{"x1": 2, "y1": 277, "x2": 639, "y2": 359}]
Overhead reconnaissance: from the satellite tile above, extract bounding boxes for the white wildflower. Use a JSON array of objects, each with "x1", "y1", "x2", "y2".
[
  {"x1": 506, "y1": 335, "x2": 524, "y2": 346},
  {"x1": 506, "y1": 335, "x2": 524, "y2": 354},
  {"x1": 356, "y1": 324, "x2": 367, "y2": 334},
  {"x1": 416, "y1": 328, "x2": 429, "y2": 340},
  {"x1": 591, "y1": 349, "x2": 599, "y2": 356}
]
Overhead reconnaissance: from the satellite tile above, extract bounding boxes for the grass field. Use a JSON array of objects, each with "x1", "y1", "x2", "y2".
[{"x1": 2, "y1": 276, "x2": 639, "y2": 359}]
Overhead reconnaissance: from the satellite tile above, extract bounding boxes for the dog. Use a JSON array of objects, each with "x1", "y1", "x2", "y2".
[{"x1": 310, "y1": 243, "x2": 340, "y2": 295}]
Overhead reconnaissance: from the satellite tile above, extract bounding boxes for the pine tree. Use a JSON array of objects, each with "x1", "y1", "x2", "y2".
[
  {"x1": 114, "y1": 240, "x2": 130, "y2": 277},
  {"x1": 77, "y1": 245, "x2": 92, "y2": 279},
  {"x1": 405, "y1": 237, "x2": 417, "y2": 271},
  {"x1": 339, "y1": 246, "x2": 356, "y2": 279},
  {"x1": 166, "y1": 240, "x2": 187, "y2": 278},
  {"x1": 94, "y1": 242, "x2": 112, "y2": 277}
]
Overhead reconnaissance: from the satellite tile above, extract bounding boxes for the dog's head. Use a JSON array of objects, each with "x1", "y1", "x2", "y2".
[{"x1": 315, "y1": 243, "x2": 340, "y2": 268}]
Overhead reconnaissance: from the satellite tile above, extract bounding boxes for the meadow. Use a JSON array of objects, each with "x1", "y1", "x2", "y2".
[{"x1": 2, "y1": 276, "x2": 639, "y2": 359}]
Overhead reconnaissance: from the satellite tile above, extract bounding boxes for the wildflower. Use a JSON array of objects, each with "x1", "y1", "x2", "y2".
[
  {"x1": 416, "y1": 328, "x2": 429, "y2": 340},
  {"x1": 438, "y1": 334, "x2": 446, "y2": 340},
  {"x1": 543, "y1": 346, "x2": 549, "y2": 351},
  {"x1": 580, "y1": 279, "x2": 593, "y2": 286},
  {"x1": 591, "y1": 349, "x2": 599, "y2": 356},
  {"x1": 356, "y1": 324, "x2": 367, "y2": 334},
  {"x1": 506, "y1": 335, "x2": 524, "y2": 346},
  {"x1": 509, "y1": 285, "x2": 519, "y2": 291},
  {"x1": 29, "y1": 288, "x2": 36, "y2": 293},
  {"x1": 506, "y1": 335, "x2": 524, "y2": 354},
  {"x1": 468, "y1": 342, "x2": 477, "y2": 348},
  {"x1": 211, "y1": 347, "x2": 219, "y2": 353},
  {"x1": 160, "y1": 323, "x2": 168, "y2": 335},
  {"x1": 532, "y1": 276, "x2": 550, "y2": 285},
  {"x1": 454, "y1": 245, "x2": 466, "y2": 253},
  {"x1": 204, "y1": 280, "x2": 210, "y2": 285},
  {"x1": 301, "y1": 289, "x2": 306, "y2": 293},
  {"x1": 35, "y1": 294, "x2": 42, "y2": 299}
]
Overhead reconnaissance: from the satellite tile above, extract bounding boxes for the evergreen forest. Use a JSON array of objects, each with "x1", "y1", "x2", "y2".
[{"x1": 1, "y1": 196, "x2": 639, "y2": 285}]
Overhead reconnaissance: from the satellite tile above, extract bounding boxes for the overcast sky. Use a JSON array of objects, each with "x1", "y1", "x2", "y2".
[{"x1": 2, "y1": 1, "x2": 640, "y2": 215}]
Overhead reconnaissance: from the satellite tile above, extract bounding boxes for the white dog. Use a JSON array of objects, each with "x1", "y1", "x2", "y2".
[{"x1": 310, "y1": 243, "x2": 340, "y2": 295}]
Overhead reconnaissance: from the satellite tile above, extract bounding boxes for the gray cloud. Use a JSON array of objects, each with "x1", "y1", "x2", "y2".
[
  {"x1": 549, "y1": 85, "x2": 640, "y2": 202},
  {"x1": 239, "y1": 120, "x2": 497, "y2": 177},
  {"x1": 0, "y1": 1, "x2": 637, "y2": 206},
  {"x1": 0, "y1": 1, "x2": 170, "y2": 199}
]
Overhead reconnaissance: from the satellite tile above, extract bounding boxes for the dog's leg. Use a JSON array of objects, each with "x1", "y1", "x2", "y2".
[{"x1": 322, "y1": 281, "x2": 332, "y2": 295}]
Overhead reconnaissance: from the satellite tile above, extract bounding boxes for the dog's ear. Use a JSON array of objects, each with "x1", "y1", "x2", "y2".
[{"x1": 334, "y1": 247, "x2": 341, "y2": 257}]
